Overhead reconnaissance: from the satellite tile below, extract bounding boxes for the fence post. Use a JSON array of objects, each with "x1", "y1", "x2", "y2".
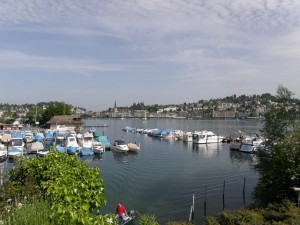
[
  {"x1": 243, "y1": 177, "x2": 246, "y2": 204},
  {"x1": 223, "y1": 180, "x2": 225, "y2": 210}
]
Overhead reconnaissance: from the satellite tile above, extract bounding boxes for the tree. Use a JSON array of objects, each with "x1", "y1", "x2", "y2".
[
  {"x1": 253, "y1": 85, "x2": 300, "y2": 206},
  {"x1": 40, "y1": 102, "x2": 72, "y2": 125},
  {"x1": 253, "y1": 127, "x2": 300, "y2": 206},
  {"x1": 261, "y1": 85, "x2": 297, "y2": 143},
  {"x1": 25, "y1": 106, "x2": 43, "y2": 125}
]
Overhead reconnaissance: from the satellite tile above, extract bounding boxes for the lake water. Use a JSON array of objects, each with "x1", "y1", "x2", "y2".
[{"x1": 81, "y1": 118, "x2": 262, "y2": 225}]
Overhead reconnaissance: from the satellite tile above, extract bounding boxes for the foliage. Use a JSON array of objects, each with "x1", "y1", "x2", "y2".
[
  {"x1": 5, "y1": 152, "x2": 115, "y2": 225},
  {"x1": 166, "y1": 221, "x2": 194, "y2": 225},
  {"x1": 25, "y1": 106, "x2": 43, "y2": 126},
  {"x1": 262, "y1": 85, "x2": 297, "y2": 143},
  {"x1": 0, "y1": 198, "x2": 52, "y2": 225},
  {"x1": 204, "y1": 200, "x2": 300, "y2": 225},
  {"x1": 39, "y1": 102, "x2": 72, "y2": 125},
  {"x1": 253, "y1": 85, "x2": 300, "y2": 206},
  {"x1": 253, "y1": 127, "x2": 300, "y2": 206},
  {"x1": 137, "y1": 213, "x2": 159, "y2": 225}
]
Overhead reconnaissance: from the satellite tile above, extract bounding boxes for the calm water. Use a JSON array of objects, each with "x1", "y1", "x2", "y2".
[{"x1": 81, "y1": 119, "x2": 262, "y2": 225}]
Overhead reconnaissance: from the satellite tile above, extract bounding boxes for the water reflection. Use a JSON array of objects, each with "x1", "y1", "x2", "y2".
[
  {"x1": 112, "y1": 151, "x2": 139, "y2": 163},
  {"x1": 192, "y1": 143, "x2": 221, "y2": 157},
  {"x1": 229, "y1": 150, "x2": 259, "y2": 166},
  {"x1": 78, "y1": 154, "x2": 104, "y2": 163}
]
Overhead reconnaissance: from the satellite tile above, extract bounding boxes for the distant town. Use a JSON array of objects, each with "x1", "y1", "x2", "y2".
[{"x1": 1, "y1": 93, "x2": 300, "y2": 127}]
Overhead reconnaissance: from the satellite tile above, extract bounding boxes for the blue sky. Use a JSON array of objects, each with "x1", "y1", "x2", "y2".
[{"x1": 0, "y1": 0, "x2": 300, "y2": 111}]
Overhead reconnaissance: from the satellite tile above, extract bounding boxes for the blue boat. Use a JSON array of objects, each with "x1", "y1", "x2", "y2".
[
  {"x1": 66, "y1": 146, "x2": 76, "y2": 155},
  {"x1": 79, "y1": 147, "x2": 94, "y2": 156},
  {"x1": 44, "y1": 132, "x2": 54, "y2": 140},
  {"x1": 34, "y1": 135, "x2": 44, "y2": 142},
  {"x1": 55, "y1": 145, "x2": 66, "y2": 154}
]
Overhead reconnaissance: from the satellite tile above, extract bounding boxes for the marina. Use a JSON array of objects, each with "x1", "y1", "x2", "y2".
[{"x1": 0, "y1": 118, "x2": 262, "y2": 224}]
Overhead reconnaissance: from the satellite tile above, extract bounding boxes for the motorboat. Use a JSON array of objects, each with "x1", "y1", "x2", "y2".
[
  {"x1": 112, "y1": 140, "x2": 129, "y2": 152},
  {"x1": 228, "y1": 130, "x2": 245, "y2": 150},
  {"x1": 0, "y1": 143, "x2": 7, "y2": 159},
  {"x1": 8, "y1": 147, "x2": 22, "y2": 159},
  {"x1": 24, "y1": 130, "x2": 34, "y2": 143},
  {"x1": 82, "y1": 132, "x2": 94, "y2": 149},
  {"x1": 92, "y1": 141, "x2": 104, "y2": 154},
  {"x1": 192, "y1": 130, "x2": 224, "y2": 144},
  {"x1": 9, "y1": 137, "x2": 25, "y2": 151},
  {"x1": 79, "y1": 147, "x2": 94, "y2": 156},
  {"x1": 183, "y1": 131, "x2": 193, "y2": 142},
  {"x1": 55, "y1": 145, "x2": 66, "y2": 154},
  {"x1": 116, "y1": 210, "x2": 135, "y2": 225},
  {"x1": 94, "y1": 135, "x2": 111, "y2": 150},
  {"x1": 36, "y1": 148, "x2": 49, "y2": 157},
  {"x1": 66, "y1": 146, "x2": 77, "y2": 155},
  {"x1": 65, "y1": 134, "x2": 79, "y2": 149},
  {"x1": 239, "y1": 133, "x2": 265, "y2": 153}
]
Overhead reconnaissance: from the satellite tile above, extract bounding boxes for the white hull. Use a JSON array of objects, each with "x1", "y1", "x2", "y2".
[
  {"x1": 111, "y1": 146, "x2": 129, "y2": 152},
  {"x1": 193, "y1": 138, "x2": 223, "y2": 144},
  {"x1": 183, "y1": 132, "x2": 193, "y2": 142},
  {"x1": 0, "y1": 150, "x2": 7, "y2": 159},
  {"x1": 239, "y1": 144, "x2": 257, "y2": 153},
  {"x1": 8, "y1": 151, "x2": 22, "y2": 158},
  {"x1": 192, "y1": 130, "x2": 224, "y2": 144}
]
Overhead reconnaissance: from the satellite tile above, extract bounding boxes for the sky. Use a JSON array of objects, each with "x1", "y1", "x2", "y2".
[{"x1": 0, "y1": 0, "x2": 300, "y2": 111}]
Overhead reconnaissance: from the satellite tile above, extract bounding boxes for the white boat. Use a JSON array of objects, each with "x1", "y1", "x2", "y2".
[
  {"x1": 82, "y1": 132, "x2": 93, "y2": 148},
  {"x1": 65, "y1": 134, "x2": 79, "y2": 149},
  {"x1": 183, "y1": 131, "x2": 193, "y2": 142},
  {"x1": 239, "y1": 133, "x2": 265, "y2": 153},
  {"x1": 9, "y1": 137, "x2": 25, "y2": 151},
  {"x1": 36, "y1": 148, "x2": 49, "y2": 157},
  {"x1": 229, "y1": 141, "x2": 242, "y2": 150},
  {"x1": 112, "y1": 140, "x2": 129, "y2": 152},
  {"x1": 8, "y1": 147, "x2": 22, "y2": 158},
  {"x1": 24, "y1": 130, "x2": 34, "y2": 143},
  {"x1": 92, "y1": 141, "x2": 105, "y2": 154},
  {"x1": 192, "y1": 130, "x2": 224, "y2": 144},
  {"x1": 0, "y1": 143, "x2": 7, "y2": 159}
]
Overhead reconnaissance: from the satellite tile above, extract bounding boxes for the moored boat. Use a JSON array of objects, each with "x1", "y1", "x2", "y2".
[
  {"x1": 66, "y1": 146, "x2": 77, "y2": 155},
  {"x1": 112, "y1": 140, "x2": 129, "y2": 152},
  {"x1": 192, "y1": 130, "x2": 224, "y2": 144},
  {"x1": 183, "y1": 131, "x2": 193, "y2": 142},
  {"x1": 239, "y1": 133, "x2": 265, "y2": 153},
  {"x1": 8, "y1": 147, "x2": 22, "y2": 159},
  {"x1": 127, "y1": 142, "x2": 140, "y2": 152},
  {"x1": 27, "y1": 141, "x2": 44, "y2": 154},
  {"x1": 79, "y1": 147, "x2": 94, "y2": 156},
  {"x1": 92, "y1": 141, "x2": 104, "y2": 154}
]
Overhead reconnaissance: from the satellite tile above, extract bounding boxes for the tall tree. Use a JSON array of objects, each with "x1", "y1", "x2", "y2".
[
  {"x1": 254, "y1": 85, "x2": 300, "y2": 206},
  {"x1": 40, "y1": 102, "x2": 72, "y2": 125},
  {"x1": 262, "y1": 85, "x2": 297, "y2": 143}
]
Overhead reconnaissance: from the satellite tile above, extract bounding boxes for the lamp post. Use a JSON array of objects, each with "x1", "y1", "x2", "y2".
[{"x1": 291, "y1": 187, "x2": 300, "y2": 208}]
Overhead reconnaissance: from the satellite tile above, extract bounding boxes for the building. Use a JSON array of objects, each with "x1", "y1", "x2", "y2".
[{"x1": 46, "y1": 115, "x2": 83, "y2": 134}]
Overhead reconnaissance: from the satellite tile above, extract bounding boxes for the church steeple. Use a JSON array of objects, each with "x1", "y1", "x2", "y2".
[{"x1": 114, "y1": 100, "x2": 117, "y2": 113}]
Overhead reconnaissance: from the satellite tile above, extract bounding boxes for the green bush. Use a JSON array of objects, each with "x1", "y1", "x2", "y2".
[
  {"x1": 204, "y1": 200, "x2": 300, "y2": 225},
  {"x1": 4, "y1": 151, "x2": 115, "y2": 225}
]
